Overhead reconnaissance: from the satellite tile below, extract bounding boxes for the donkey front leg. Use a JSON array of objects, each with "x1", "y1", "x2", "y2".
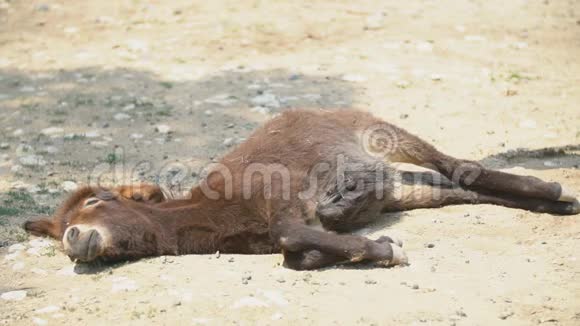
[{"x1": 271, "y1": 218, "x2": 407, "y2": 270}]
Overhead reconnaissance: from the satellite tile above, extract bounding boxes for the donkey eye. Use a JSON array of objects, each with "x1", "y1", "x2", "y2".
[{"x1": 84, "y1": 198, "x2": 100, "y2": 207}]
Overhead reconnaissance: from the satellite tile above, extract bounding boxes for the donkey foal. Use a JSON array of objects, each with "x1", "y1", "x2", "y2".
[{"x1": 24, "y1": 109, "x2": 579, "y2": 270}]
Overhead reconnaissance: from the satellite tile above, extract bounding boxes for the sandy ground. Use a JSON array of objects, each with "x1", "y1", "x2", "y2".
[{"x1": 0, "y1": 0, "x2": 579, "y2": 325}]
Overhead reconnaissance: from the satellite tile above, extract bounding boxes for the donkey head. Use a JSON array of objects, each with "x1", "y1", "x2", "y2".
[{"x1": 24, "y1": 184, "x2": 167, "y2": 263}]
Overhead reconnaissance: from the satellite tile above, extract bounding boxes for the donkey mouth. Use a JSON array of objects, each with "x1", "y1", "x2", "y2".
[{"x1": 66, "y1": 228, "x2": 102, "y2": 262}]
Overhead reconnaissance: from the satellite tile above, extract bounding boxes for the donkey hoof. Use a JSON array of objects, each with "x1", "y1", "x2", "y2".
[
  {"x1": 564, "y1": 200, "x2": 580, "y2": 215},
  {"x1": 375, "y1": 235, "x2": 404, "y2": 248},
  {"x1": 376, "y1": 243, "x2": 408, "y2": 267},
  {"x1": 558, "y1": 186, "x2": 577, "y2": 203}
]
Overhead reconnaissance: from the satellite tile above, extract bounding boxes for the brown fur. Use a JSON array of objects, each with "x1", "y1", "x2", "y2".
[{"x1": 24, "y1": 109, "x2": 579, "y2": 269}]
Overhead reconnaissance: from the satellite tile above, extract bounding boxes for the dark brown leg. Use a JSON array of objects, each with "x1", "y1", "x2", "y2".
[
  {"x1": 383, "y1": 181, "x2": 580, "y2": 215},
  {"x1": 270, "y1": 214, "x2": 407, "y2": 269},
  {"x1": 317, "y1": 169, "x2": 579, "y2": 227},
  {"x1": 282, "y1": 236, "x2": 402, "y2": 270},
  {"x1": 369, "y1": 123, "x2": 576, "y2": 203}
]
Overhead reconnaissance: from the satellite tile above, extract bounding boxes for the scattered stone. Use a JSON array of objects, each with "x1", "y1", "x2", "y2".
[
  {"x1": 13, "y1": 129, "x2": 24, "y2": 136},
  {"x1": 61, "y1": 181, "x2": 78, "y2": 192},
  {"x1": 342, "y1": 74, "x2": 367, "y2": 83},
  {"x1": 0, "y1": 143, "x2": 9, "y2": 150},
  {"x1": 400, "y1": 114, "x2": 409, "y2": 119},
  {"x1": 232, "y1": 297, "x2": 269, "y2": 309},
  {"x1": 395, "y1": 80, "x2": 411, "y2": 88},
  {"x1": 35, "y1": 305, "x2": 60, "y2": 314},
  {"x1": 456, "y1": 309, "x2": 467, "y2": 317},
  {"x1": 63, "y1": 26, "x2": 79, "y2": 34},
  {"x1": 412, "y1": 284, "x2": 420, "y2": 290},
  {"x1": 365, "y1": 13, "x2": 384, "y2": 30},
  {"x1": 258, "y1": 289, "x2": 289, "y2": 306},
  {"x1": 56, "y1": 265, "x2": 76, "y2": 276},
  {"x1": 519, "y1": 119, "x2": 537, "y2": 129},
  {"x1": 223, "y1": 138, "x2": 235, "y2": 147},
  {"x1": 8, "y1": 243, "x2": 25, "y2": 253},
  {"x1": 365, "y1": 279, "x2": 377, "y2": 285},
  {"x1": 90, "y1": 141, "x2": 109, "y2": 148},
  {"x1": 241, "y1": 274, "x2": 252, "y2": 284},
  {"x1": 130, "y1": 133, "x2": 144, "y2": 139},
  {"x1": 251, "y1": 93, "x2": 280, "y2": 108},
  {"x1": 155, "y1": 125, "x2": 172, "y2": 134},
  {"x1": 3, "y1": 252, "x2": 20, "y2": 261},
  {"x1": 36, "y1": 3, "x2": 50, "y2": 11},
  {"x1": 31, "y1": 268, "x2": 48, "y2": 276},
  {"x1": 228, "y1": 257, "x2": 235, "y2": 263},
  {"x1": 29, "y1": 239, "x2": 52, "y2": 250},
  {"x1": 430, "y1": 74, "x2": 443, "y2": 81},
  {"x1": 425, "y1": 243, "x2": 435, "y2": 248},
  {"x1": 114, "y1": 113, "x2": 131, "y2": 121},
  {"x1": 415, "y1": 41, "x2": 434, "y2": 52},
  {"x1": 41, "y1": 146, "x2": 59, "y2": 154},
  {"x1": 12, "y1": 262, "x2": 25, "y2": 271},
  {"x1": 215, "y1": 251, "x2": 221, "y2": 259},
  {"x1": 19, "y1": 155, "x2": 46, "y2": 167},
  {"x1": 204, "y1": 94, "x2": 237, "y2": 106},
  {"x1": 250, "y1": 106, "x2": 270, "y2": 115},
  {"x1": 110, "y1": 276, "x2": 138, "y2": 292},
  {"x1": 276, "y1": 277, "x2": 285, "y2": 283},
  {"x1": 84, "y1": 131, "x2": 101, "y2": 138},
  {"x1": 543, "y1": 161, "x2": 557, "y2": 168},
  {"x1": 1, "y1": 290, "x2": 27, "y2": 301},
  {"x1": 499, "y1": 311, "x2": 514, "y2": 320},
  {"x1": 26, "y1": 247, "x2": 42, "y2": 256},
  {"x1": 41, "y1": 127, "x2": 64, "y2": 136},
  {"x1": 505, "y1": 89, "x2": 518, "y2": 96},
  {"x1": 511, "y1": 42, "x2": 528, "y2": 49},
  {"x1": 126, "y1": 39, "x2": 149, "y2": 53}
]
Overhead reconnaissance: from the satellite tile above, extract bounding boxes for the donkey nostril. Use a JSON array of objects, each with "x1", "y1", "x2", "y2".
[{"x1": 67, "y1": 226, "x2": 80, "y2": 243}]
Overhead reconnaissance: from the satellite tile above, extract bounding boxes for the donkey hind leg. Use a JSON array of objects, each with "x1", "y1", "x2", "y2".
[
  {"x1": 317, "y1": 169, "x2": 578, "y2": 219},
  {"x1": 271, "y1": 218, "x2": 407, "y2": 270},
  {"x1": 384, "y1": 173, "x2": 579, "y2": 215},
  {"x1": 365, "y1": 122, "x2": 577, "y2": 203}
]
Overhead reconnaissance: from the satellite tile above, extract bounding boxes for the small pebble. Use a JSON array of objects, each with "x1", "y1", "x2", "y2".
[
  {"x1": 499, "y1": 311, "x2": 514, "y2": 320},
  {"x1": 1, "y1": 290, "x2": 27, "y2": 301},
  {"x1": 155, "y1": 124, "x2": 172, "y2": 134},
  {"x1": 41, "y1": 127, "x2": 64, "y2": 136},
  {"x1": 114, "y1": 113, "x2": 131, "y2": 121},
  {"x1": 61, "y1": 181, "x2": 78, "y2": 192}
]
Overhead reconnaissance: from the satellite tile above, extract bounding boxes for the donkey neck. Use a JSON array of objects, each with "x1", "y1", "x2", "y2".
[{"x1": 129, "y1": 196, "x2": 245, "y2": 255}]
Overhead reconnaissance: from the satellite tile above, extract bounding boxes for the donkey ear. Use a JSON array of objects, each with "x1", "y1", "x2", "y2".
[
  {"x1": 23, "y1": 217, "x2": 60, "y2": 239},
  {"x1": 115, "y1": 184, "x2": 167, "y2": 204}
]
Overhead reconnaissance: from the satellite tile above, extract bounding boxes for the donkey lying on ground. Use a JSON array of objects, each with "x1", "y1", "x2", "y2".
[{"x1": 24, "y1": 109, "x2": 579, "y2": 270}]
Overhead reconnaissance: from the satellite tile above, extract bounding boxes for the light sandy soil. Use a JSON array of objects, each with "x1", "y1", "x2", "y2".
[{"x1": 0, "y1": 0, "x2": 579, "y2": 325}]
